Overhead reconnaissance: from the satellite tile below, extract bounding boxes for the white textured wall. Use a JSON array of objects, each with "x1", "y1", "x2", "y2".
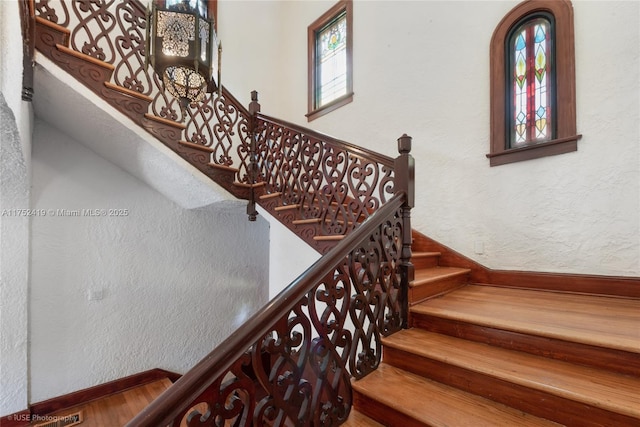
[
  {"x1": 1, "y1": 0, "x2": 23, "y2": 122},
  {"x1": 0, "y1": 94, "x2": 30, "y2": 417},
  {"x1": 0, "y1": 0, "x2": 31, "y2": 417},
  {"x1": 29, "y1": 120, "x2": 269, "y2": 402},
  {"x1": 219, "y1": 0, "x2": 640, "y2": 277},
  {"x1": 257, "y1": 207, "x2": 321, "y2": 299}
]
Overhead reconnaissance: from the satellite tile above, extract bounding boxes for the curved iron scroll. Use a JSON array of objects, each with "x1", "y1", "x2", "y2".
[
  {"x1": 35, "y1": 0, "x2": 251, "y2": 176},
  {"x1": 254, "y1": 115, "x2": 396, "y2": 242},
  {"x1": 126, "y1": 195, "x2": 408, "y2": 427},
  {"x1": 32, "y1": 2, "x2": 416, "y2": 424},
  {"x1": 32, "y1": 0, "x2": 401, "y2": 248}
]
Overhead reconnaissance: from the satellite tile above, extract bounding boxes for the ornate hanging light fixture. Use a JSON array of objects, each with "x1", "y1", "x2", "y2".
[{"x1": 147, "y1": 0, "x2": 220, "y2": 118}]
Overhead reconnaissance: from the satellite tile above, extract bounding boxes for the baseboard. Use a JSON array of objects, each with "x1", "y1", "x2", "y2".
[
  {"x1": 412, "y1": 230, "x2": 640, "y2": 298},
  {"x1": 0, "y1": 368, "x2": 181, "y2": 424},
  {"x1": 0, "y1": 409, "x2": 31, "y2": 427}
]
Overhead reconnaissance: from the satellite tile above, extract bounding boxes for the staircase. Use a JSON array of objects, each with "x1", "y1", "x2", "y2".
[
  {"x1": 350, "y1": 238, "x2": 640, "y2": 426},
  {"x1": 24, "y1": 2, "x2": 639, "y2": 426}
]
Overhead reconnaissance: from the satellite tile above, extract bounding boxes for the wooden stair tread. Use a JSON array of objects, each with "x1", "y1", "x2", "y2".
[
  {"x1": 383, "y1": 328, "x2": 640, "y2": 418},
  {"x1": 292, "y1": 218, "x2": 322, "y2": 225},
  {"x1": 342, "y1": 409, "x2": 385, "y2": 426},
  {"x1": 411, "y1": 284, "x2": 640, "y2": 353},
  {"x1": 353, "y1": 363, "x2": 561, "y2": 426},
  {"x1": 411, "y1": 266, "x2": 470, "y2": 286},
  {"x1": 46, "y1": 378, "x2": 172, "y2": 427},
  {"x1": 411, "y1": 251, "x2": 441, "y2": 258}
]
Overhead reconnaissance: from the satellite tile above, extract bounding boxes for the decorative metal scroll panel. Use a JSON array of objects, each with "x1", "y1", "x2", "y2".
[
  {"x1": 254, "y1": 117, "x2": 396, "y2": 237},
  {"x1": 34, "y1": 0, "x2": 251, "y2": 173},
  {"x1": 153, "y1": 204, "x2": 405, "y2": 427},
  {"x1": 32, "y1": 0, "x2": 399, "y2": 243}
]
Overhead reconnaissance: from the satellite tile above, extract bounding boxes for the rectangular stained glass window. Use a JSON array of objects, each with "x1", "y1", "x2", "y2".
[
  {"x1": 307, "y1": 1, "x2": 353, "y2": 121},
  {"x1": 317, "y1": 13, "x2": 347, "y2": 107}
]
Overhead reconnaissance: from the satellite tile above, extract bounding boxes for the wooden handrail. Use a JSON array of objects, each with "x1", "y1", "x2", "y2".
[
  {"x1": 257, "y1": 113, "x2": 395, "y2": 168},
  {"x1": 126, "y1": 194, "x2": 407, "y2": 426},
  {"x1": 32, "y1": 4, "x2": 416, "y2": 422}
]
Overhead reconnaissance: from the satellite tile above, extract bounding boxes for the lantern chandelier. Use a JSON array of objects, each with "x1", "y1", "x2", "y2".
[{"x1": 147, "y1": 0, "x2": 221, "y2": 118}]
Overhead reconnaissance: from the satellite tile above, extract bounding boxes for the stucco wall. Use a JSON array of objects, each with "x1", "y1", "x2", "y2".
[
  {"x1": 0, "y1": 0, "x2": 31, "y2": 417},
  {"x1": 29, "y1": 120, "x2": 270, "y2": 402},
  {"x1": 257, "y1": 206, "x2": 321, "y2": 299},
  {"x1": 218, "y1": 0, "x2": 640, "y2": 276},
  {"x1": 0, "y1": 94, "x2": 30, "y2": 416}
]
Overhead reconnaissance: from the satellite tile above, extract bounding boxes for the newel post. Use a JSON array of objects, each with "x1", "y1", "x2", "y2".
[
  {"x1": 394, "y1": 134, "x2": 415, "y2": 328},
  {"x1": 246, "y1": 90, "x2": 261, "y2": 221}
]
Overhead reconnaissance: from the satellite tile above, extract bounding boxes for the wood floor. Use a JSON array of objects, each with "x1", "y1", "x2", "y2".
[
  {"x1": 33, "y1": 287, "x2": 639, "y2": 426},
  {"x1": 38, "y1": 379, "x2": 171, "y2": 427}
]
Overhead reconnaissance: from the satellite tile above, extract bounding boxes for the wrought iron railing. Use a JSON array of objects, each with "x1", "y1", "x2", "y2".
[
  {"x1": 29, "y1": 1, "x2": 416, "y2": 424},
  {"x1": 34, "y1": 0, "x2": 252, "y2": 169},
  {"x1": 32, "y1": 0, "x2": 398, "y2": 250},
  {"x1": 252, "y1": 113, "x2": 396, "y2": 251},
  {"x1": 127, "y1": 191, "x2": 413, "y2": 426}
]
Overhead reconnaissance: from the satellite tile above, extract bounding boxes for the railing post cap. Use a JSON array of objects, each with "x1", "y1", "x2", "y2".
[
  {"x1": 398, "y1": 134, "x2": 412, "y2": 154},
  {"x1": 249, "y1": 90, "x2": 260, "y2": 114}
]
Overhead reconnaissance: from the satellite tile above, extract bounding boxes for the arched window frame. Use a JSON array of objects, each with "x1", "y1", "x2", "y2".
[{"x1": 488, "y1": 0, "x2": 581, "y2": 167}]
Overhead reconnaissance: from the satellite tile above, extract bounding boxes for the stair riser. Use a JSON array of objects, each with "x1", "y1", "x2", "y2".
[
  {"x1": 409, "y1": 275, "x2": 467, "y2": 305},
  {"x1": 383, "y1": 347, "x2": 639, "y2": 427},
  {"x1": 411, "y1": 255, "x2": 440, "y2": 270},
  {"x1": 353, "y1": 390, "x2": 429, "y2": 427},
  {"x1": 409, "y1": 313, "x2": 640, "y2": 377}
]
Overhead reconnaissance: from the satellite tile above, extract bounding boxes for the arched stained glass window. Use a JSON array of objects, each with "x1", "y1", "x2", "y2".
[
  {"x1": 488, "y1": 0, "x2": 579, "y2": 167},
  {"x1": 508, "y1": 15, "x2": 554, "y2": 147}
]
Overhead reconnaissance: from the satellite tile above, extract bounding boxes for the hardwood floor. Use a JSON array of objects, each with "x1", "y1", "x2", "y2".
[{"x1": 40, "y1": 379, "x2": 171, "y2": 427}]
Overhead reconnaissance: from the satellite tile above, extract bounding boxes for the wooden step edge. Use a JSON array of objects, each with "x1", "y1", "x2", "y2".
[
  {"x1": 313, "y1": 235, "x2": 345, "y2": 241},
  {"x1": 352, "y1": 364, "x2": 562, "y2": 427},
  {"x1": 409, "y1": 284, "x2": 467, "y2": 306},
  {"x1": 409, "y1": 295, "x2": 640, "y2": 354},
  {"x1": 35, "y1": 16, "x2": 71, "y2": 36},
  {"x1": 412, "y1": 251, "x2": 441, "y2": 258},
  {"x1": 382, "y1": 329, "x2": 640, "y2": 419},
  {"x1": 143, "y1": 113, "x2": 186, "y2": 130},
  {"x1": 55, "y1": 44, "x2": 115, "y2": 71},
  {"x1": 274, "y1": 204, "x2": 300, "y2": 212},
  {"x1": 178, "y1": 140, "x2": 214, "y2": 153},
  {"x1": 409, "y1": 312, "x2": 640, "y2": 377},
  {"x1": 259, "y1": 192, "x2": 282, "y2": 200},
  {"x1": 325, "y1": 218, "x2": 354, "y2": 226},
  {"x1": 410, "y1": 267, "x2": 470, "y2": 287},
  {"x1": 342, "y1": 409, "x2": 385, "y2": 427},
  {"x1": 233, "y1": 181, "x2": 264, "y2": 188},
  {"x1": 104, "y1": 81, "x2": 153, "y2": 103},
  {"x1": 208, "y1": 163, "x2": 239, "y2": 173},
  {"x1": 292, "y1": 218, "x2": 322, "y2": 225}
]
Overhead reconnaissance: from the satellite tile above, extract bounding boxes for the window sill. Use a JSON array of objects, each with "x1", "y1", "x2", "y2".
[
  {"x1": 306, "y1": 92, "x2": 354, "y2": 122},
  {"x1": 486, "y1": 134, "x2": 582, "y2": 167}
]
